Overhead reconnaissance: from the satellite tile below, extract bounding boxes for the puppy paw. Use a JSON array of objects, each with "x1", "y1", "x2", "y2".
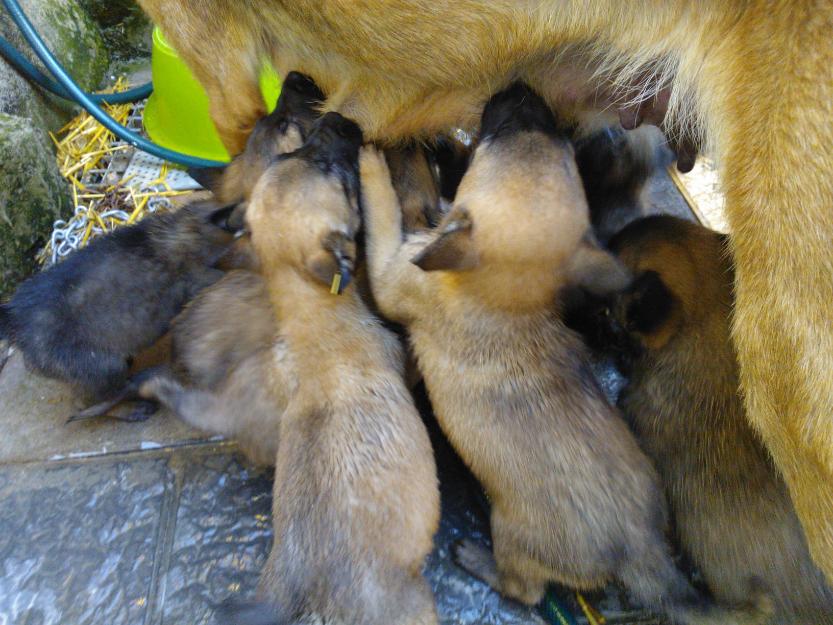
[
  {"x1": 359, "y1": 144, "x2": 390, "y2": 181},
  {"x1": 214, "y1": 597, "x2": 282, "y2": 625},
  {"x1": 451, "y1": 538, "x2": 500, "y2": 588},
  {"x1": 117, "y1": 400, "x2": 158, "y2": 422}
]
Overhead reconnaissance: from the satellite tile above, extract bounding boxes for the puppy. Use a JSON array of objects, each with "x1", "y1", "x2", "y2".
[
  {"x1": 0, "y1": 200, "x2": 240, "y2": 412},
  {"x1": 361, "y1": 83, "x2": 768, "y2": 625},
  {"x1": 384, "y1": 143, "x2": 444, "y2": 231},
  {"x1": 578, "y1": 215, "x2": 833, "y2": 624},
  {"x1": 113, "y1": 139, "x2": 439, "y2": 453},
  {"x1": 136, "y1": 270, "x2": 292, "y2": 466},
  {"x1": 132, "y1": 140, "x2": 443, "y2": 452},
  {"x1": 189, "y1": 71, "x2": 325, "y2": 206},
  {"x1": 427, "y1": 134, "x2": 471, "y2": 202},
  {"x1": 221, "y1": 111, "x2": 440, "y2": 625},
  {"x1": 573, "y1": 124, "x2": 667, "y2": 244},
  {"x1": 137, "y1": 2, "x2": 833, "y2": 576}
]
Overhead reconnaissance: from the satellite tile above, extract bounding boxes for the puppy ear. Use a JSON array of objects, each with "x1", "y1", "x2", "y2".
[
  {"x1": 226, "y1": 203, "x2": 248, "y2": 233},
  {"x1": 306, "y1": 231, "x2": 356, "y2": 293},
  {"x1": 187, "y1": 165, "x2": 226, "y2": 191},
  {"x1": 410, "y1": 205, "x2": 478, "y2": 272},
  {"x1": 206, "y1": 203, "x2": 240, "y2": 231},
  {"x1": 566, "y1": 233, "x2": 632, "y2": 296}
]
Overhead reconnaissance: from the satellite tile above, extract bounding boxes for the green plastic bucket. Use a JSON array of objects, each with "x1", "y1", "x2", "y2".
[{"x1": 143, "y1": 27, "x2": 281, "y2": 163}]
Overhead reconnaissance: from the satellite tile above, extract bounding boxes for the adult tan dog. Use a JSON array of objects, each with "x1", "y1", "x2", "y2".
[{"x1": 137, "y1": 0, "x2": 833, "y2": 581}]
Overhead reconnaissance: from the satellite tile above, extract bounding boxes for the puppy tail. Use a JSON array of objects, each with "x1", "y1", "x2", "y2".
[
  {"x1": 215, "y1": 597, "x2": 298, "y2": 625},
  {"x1": 620, "y1": 551, "x2": 773, "y2": 625}
]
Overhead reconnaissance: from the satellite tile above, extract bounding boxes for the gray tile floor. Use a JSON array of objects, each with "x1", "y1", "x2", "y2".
[{"x1": 0, "y1": 169, "x2": 689, "y2": 625}]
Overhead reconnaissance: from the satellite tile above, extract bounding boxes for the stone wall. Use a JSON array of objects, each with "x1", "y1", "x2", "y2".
[{"x1": 0, "y1": 0, "x2": 151, "y2": 296}]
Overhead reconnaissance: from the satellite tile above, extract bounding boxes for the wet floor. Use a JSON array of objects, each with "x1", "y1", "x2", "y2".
[{"x1": 0, "y1": 169, "x2": 691, "y2": 625}]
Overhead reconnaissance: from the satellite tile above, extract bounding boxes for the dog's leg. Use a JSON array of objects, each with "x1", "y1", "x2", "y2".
[
  {"x1": 360, "y1": 147, "x2": 432, "y2": 322},
  {"x1": 452, "y1": 539, "x2": 502, "y2": 589},
  {"x1": 706, "y1": 5, "x2": 833, "y2": 581},
  {"x1": 67, "y1": 366, "x2": 167, "y2": 422},
  {"x1": 136, "y1": 0, "x2": 263, "y2": 155},
  {"x1": 205, "y1": 82, "x2": 265, "y2": 156},
  {"x1": 138, "y1": 372, "x2": 235, "y2": 437}
]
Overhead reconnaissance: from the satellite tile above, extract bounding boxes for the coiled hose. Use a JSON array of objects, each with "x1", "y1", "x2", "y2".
[{"x1": 1, "y1": 0, "x2": 225, "y2": 168}]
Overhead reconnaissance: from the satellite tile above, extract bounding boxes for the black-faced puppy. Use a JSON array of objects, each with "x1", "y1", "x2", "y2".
[
  {"x1": 360, "y1": 82, "x2": 769, "y2": 625},
  {"x1": 585, "y1": 215, "x2": 833, "y2": 624},
  {"x1": 0, "y1": 200, "x2": 240, "y2": 413},
  {"x1": 190, "y1": 71, "x2": 325, "y2": 205},
  {"x1": 573, "y1": 124, "x2": 667, "y2": 245},
  {"x1": 427, "y1": 134, "x2": 471, "y2": 202},
  {"x1": 223, "y1": 112, "x2": 440, "y2": 625}
]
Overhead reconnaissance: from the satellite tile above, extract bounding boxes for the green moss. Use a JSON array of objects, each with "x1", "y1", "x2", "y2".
[
  {"x1": 0, "y1": 113, "x2": 69, "y2": 297},
  {"x1": 76, "y1": 0, "x2": 151, "y2": 65},
  {"x1": 40, "y1": 0, "x2": 109, "y2": 90},
  {"x1": 0, "y1": 0, "x2": 109, "y2": 129}
]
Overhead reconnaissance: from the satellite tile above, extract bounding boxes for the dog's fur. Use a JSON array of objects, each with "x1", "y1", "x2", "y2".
[
  {"x1": 189, "y1": 71, "x2": 325, "y2": 206},
  {"x1": 222, "y1": 111, "x2": 440, "y2": 625},
  {"x1": 582, "y1": 215, "x2": 833, "y2": 623},
  {"x1": 0, "y1": 200, "x2": 239, "y2": 403},
  {"x1": 573, "y1": 124, "x2": 667, "y2": 244},
  {"x1": 137, "y1": 0, "x2": 833, "y2": 580},
  {"x1": 136, "y1": 270, "x2": 292, "y2": 466},
  {"x1": 361, "y1": 84, "x2": 769, "y2": 625},
  {"x1": 384, "y1": 144, "x2": 443, "y2": 231}
]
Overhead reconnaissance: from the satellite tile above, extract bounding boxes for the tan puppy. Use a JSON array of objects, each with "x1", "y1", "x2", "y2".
[
  {"x1": 132, "y1": 141, "x2": 441, "y2": 461},
  {"x1": 220, "y1": 111, "x2": 440, "y2": 625},
  {"x1": 361, "y1": 84, "x2": 769, "y2": 625},
  {"x1": 384, "y1": 143, "x2": 443, "y2": 231},
  {"x1": 136, "y1": 270, "x2": 291, "y2": 467},
  {"x1": 190, "y1": 71, "x2": 325, "y2": 206},
  {"x1": 577, "y1": 215, "x2": 833, "y2": 624},
  {"x1": 136, "y1": 1, "x2": 833, "y2": 577}
]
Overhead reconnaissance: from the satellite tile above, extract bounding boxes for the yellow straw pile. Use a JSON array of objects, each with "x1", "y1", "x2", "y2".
[{"x1": 38, "y1": 78, "x2": 190, "y2": 265}]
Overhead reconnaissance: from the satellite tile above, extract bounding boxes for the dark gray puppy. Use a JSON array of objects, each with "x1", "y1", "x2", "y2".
[{"x1": 0, "y1": 200, "x2": 241, "y2": 416}]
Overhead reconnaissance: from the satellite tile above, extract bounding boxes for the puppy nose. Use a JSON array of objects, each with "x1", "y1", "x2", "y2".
[{"x1": 480, "y1": 81, "x2": 560, "y2": 140}]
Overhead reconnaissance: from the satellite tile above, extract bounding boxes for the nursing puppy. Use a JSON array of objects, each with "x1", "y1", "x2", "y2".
[
  {"x1": 137, "y1": 2, "x2": 833, "y2": 576},
  {"x1": 428, "y1": 135, "x2": 471, "y2": 201},
  {"x1": 136, "y1": 270, "x2": 291, "y2": 466},
  {"x1": 573, "y1": 125, "x2": 666, "y2": 245},
  {"x1": 0, "y1": 200, "x2": 240, "y2": 412},
  {"x1": 384, "y1": 143, "x2": 444, "y2": 230},
  {"x1": 132, "y1": 141, "x2": 442, "y2": 450},
  {"x1": 220, "y1": 111, "x2": 440, "y2": 625},
  {"x1": 361, "y1": 84, "x2": 768, "y2": 625},
  {"x1": 190, "y1": 71, "x2": 325, "y2": 206},
  {"x1": 582, "y1": 215, "x2": 833, "y2": 624},
  {"x1": 107, "y1": 133, "x2": 440, "y2": 443}
]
